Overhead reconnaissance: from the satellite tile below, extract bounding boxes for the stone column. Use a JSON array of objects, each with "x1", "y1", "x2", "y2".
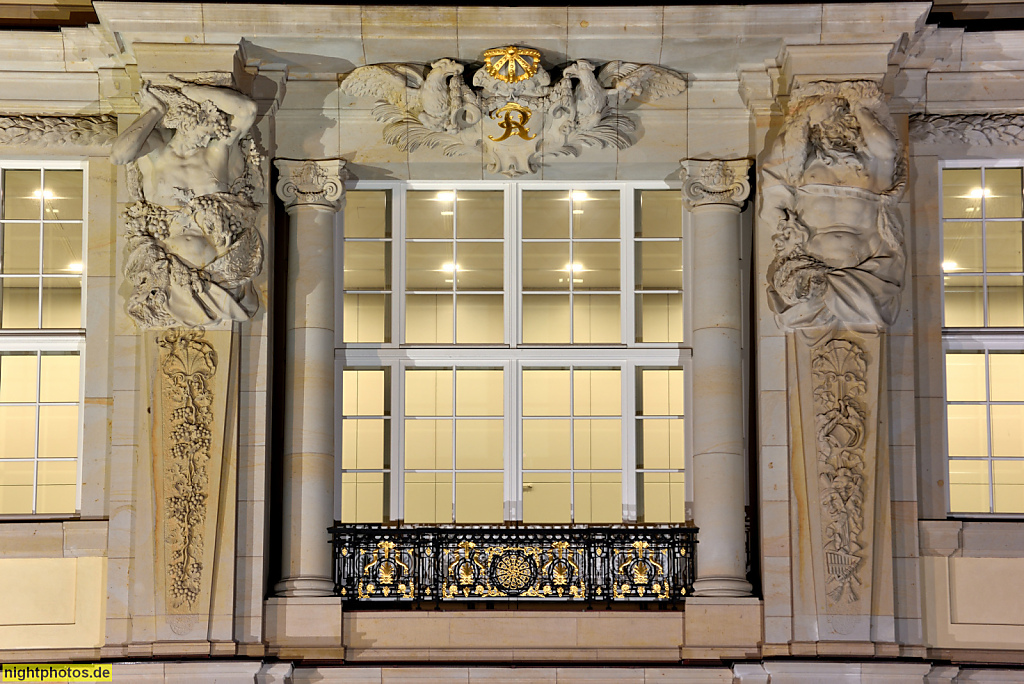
[
  {"x1": 682, "y1": 159, "x2": 753, "y2": 598},
  {"x1": 273, "y1": 159, "x2": 347, "y2": 597}
]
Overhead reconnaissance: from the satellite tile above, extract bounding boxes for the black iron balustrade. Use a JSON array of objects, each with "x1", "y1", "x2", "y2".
[{"x1": 329, "y1": 525, "x2": 697, "y2": 602}]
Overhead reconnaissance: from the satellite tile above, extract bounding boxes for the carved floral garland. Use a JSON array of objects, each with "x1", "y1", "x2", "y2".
[
  {"x1": 0, "y1": 114, "x2": 116, "y2": 148},
  {"x1": 159, "y1": 329, "x2": 217, "y2": 611},
  {"x1": 909, "y1": 113, "x2": 1024, "y2": 146},
  {"x1": 811, "y1": 338, "x2": 867, "y2": 603}
]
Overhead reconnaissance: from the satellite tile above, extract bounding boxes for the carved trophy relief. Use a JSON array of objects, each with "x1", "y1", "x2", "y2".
[
  {"x1": 340, "y1": 46, "x2": 687, "y2": 177},
  {"x1": 761, "y1": 80, "x2": 907, "y2": 332},
  {"x1": 111, "y1": 76, "x2": 265, "y2": 329}
]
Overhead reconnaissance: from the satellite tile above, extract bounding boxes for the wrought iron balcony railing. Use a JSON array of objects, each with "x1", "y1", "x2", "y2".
[{"x1": 329, "y1": 525, "x2": 697, "y2": 602}]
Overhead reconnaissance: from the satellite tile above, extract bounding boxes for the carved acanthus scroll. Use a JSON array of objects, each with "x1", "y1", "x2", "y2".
[
  {"x1": 340, "y1": 47, "x2": 686, "y2": 177},
  {"x1": 909, "y1": 112, "x2": 1024, "y2": 146}
]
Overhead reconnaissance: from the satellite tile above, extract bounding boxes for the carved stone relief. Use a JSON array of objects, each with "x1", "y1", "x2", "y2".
[
  {"x1": 909, "y1": 112, "x2": 1024, "y2": 146},
  {"x1": 761, "y1": 80, "x2": 907, "y2": 331},
  {"x1": 111, "y1": 77, "x2": 265, "y2": 328},
  {"x1": 0, "y1": 114, "x2": 116, "y2": 148},
  {"x1": 681, "y1": 159, "x2": 752, "y2": 209},
  {"x1": 761, "y1": 80, "x2": 905, "y2": 642},
  {"x1": 341, "y1": 46, "x2": 686, "y2": 177},
  {"x1": 274, "y1": 158, "x2": 347, "y2": 210}
]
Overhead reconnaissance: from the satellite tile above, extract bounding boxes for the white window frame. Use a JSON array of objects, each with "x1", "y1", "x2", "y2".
[
  {"x1": 0, "y1": 159, "x2": 88, "y2": 518},
  {"x1": 336, "y1": 180, "x2": 692, "y2": 524},
  {"x1": 940, "y1": 159, "x2": 1024, "y2": 517}
]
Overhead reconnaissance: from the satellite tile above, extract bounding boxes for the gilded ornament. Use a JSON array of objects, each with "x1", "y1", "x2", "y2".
[
  {"x1": 484, "y1": 46, "x2": 541, "y2": 83},
  {"x1": 489, "y1": 102, "x2": 536, "y2": 142}
]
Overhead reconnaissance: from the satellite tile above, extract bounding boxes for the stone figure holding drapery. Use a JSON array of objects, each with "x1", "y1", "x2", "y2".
[{"x1": 111, "y1": 76, "x2": 264, "y2": 328}]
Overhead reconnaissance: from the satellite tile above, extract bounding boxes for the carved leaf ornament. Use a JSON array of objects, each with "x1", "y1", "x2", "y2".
[{"x1": 340, "y1": 47, "x2": 687, "y2": 177}]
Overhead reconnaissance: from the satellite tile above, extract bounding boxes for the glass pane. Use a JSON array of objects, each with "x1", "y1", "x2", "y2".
[
  {"x1": 405, "y1": 369, "x2": 452, "y2": 416},
  {"x1": 0, "y1": 352, "x2": 36, "y2": 402},
  {"x1": 572, "y1": 190, "x2": 619, "y2": 239},
  {"x1": 640, "y1": 368, "x2": 685, "y2": 416},
  {"x1": 42, "y1": 170, "x2": 83, "y2": 222},
  {"x1": 949, "y1": 459, "x2": 990, "y2": 512},
  {"x1": 405, "y1": 294, "x2": 453, "y2": 344},
  {"x1": 572, "y1": 295, "x2": 620, "y2": 344},
  {"x1": 522, "y1": 472, "x2": 570, "y2": 523},
  {"x1": 573, "y1": 369, "x2": 621, "y2": 416},
  {"x1": 404, "y1": 472, "x2": 452, "y2": 523},
  {"x1": 944, "y1": 275, "x2": 983, "y2": 327},
  {"x1": 341, "y1": 419, "x2": 386, "y2": 470},
  {"x1": 342, "y1": 369, "x2": 386, "y2": 416},
  {"x1": 39, "y1": 352, "x2": 79, "y2": 403},
  {"x1": 1, "y1": 277, "x2": 39, "y2": 328},
  {"x1": 637, "y1": 293, "x2": 684, "y2": 343},
  {"x1": 2, "y1": 224, "x2": 40, "y2": 274},
  {"x1": 37, "y1": 459, "x2": 75, "y2": 485},
  {"x1": 3, "y1": 169, "x2": 42, "y2": 220},
  {"x1": 42, "y1": 223, "x2": 82, "y2": 275},
  {"x1": 639, "y1": 472, "x2": 686, "y2": 523},
  {"x1": 522, "y1": 294, "x2": 570, "y2": 343},
  {"x1": 573, "y1": 419, "x2": 621, "y2": 469},
  {"x1": 343, "y1": 293, "x2": 389, "y2": 343},
  {"x1": 404, "y1": 420, "x2": 452, "y2": 469},
  {"x1": 992, "y1": 405, "x2": 1024, "y2": 457},
  {"x1": 988, "y1": 275, "x2": 1024, "y2": 326},
  {"x1": 455, "y1": 242, "x2": 502, "y2": 290},
  {"x1": 455, "y1": 295, "x2": 503, "y2": 344},
  {"x1": 946, "y1": 352, "x2": 986, "y2": 402},
  {"x1": 637, "y1": 190, "x2": 682, "y2": 238},
  {"x1": 573, "y1": 242, "x2": 619, "y2": 290},
  {"x1": 993, "y1": 461, "x2": 1024, "y2": 514},
  {"x1": 341, "y1": 472, "x2": 387, "y2": 523},
  {"x1": 987, "y1": 222, "x2": 1023, "y2": 272},
  {"x1": 522, "y1": 420, "x2": 570, "y2": 469},
  {"x1": 0, "y1": 485, "x2": 33, "y2": 514},
  {"x1": 41, "y1": 276, "x2": 80, "y2": 328},
  {"x1": 522, "y1": 191, "x2": 569, "y2": 239},
  {"x1": 38, "y1": 405, "x2": 77, "y2": 458},
  {"x1": 456, "y1": 191, "x2": 503, "y2": 239},
  {"x1": 455, "y1": 420, "x2": 503, "y2": 469},
  {"x1": 522, "y1": 241, "x2": 570, "y2": 290},
  {"x1": 455, "y1": 369, "x2": 503, "y2": 416},
  {"x1": 343, "y1": 242, "x2": 389, "y2": 290},
  {"x1": 986, "y1": 168, "x2": 1023, "y2": 219},
  {"x1": 638, "y1": 241, "x2": 682, "y2": 289},
  {"x1": 406, "y1": 242, "x2": 454, "y2": 290},
  {"x1": 407, "y1": 190, "x2": 454, "y2": 239},
  {"x1": 344, "y1": 190, "x2": 390, "y2": 238},
  {"x1": 0, "y1": 406, "x2": 35, "y2": 457},
  {"x1": 574, "y1": 472, "x2": 621, "y2": 523},
  {"x1": 455, "y1": 473, "x2": 503, "y2": 523},
  {"x1": 943, "y1": 168, "x2": 983, "y2": 219},
  {"x1": 943, "y1": 222, "x2": 982, "y2": 273},
  {"x1": 638, "y1": 419, "x2": 685, "y2": 469},
  {"x1": 990, "y1": 353, "x2": 1024, "y2": 402},
  {"x1": 947, "y1": 404, "x2": 988, "y2": 457},
  {"x1": 523, "y1": 369, "x2": 570, "y2": 416}
]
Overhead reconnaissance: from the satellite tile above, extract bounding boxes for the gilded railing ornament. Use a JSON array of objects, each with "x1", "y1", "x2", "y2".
[{"x1": 340, "y1": 47, "x2": 686, "y2": 177}]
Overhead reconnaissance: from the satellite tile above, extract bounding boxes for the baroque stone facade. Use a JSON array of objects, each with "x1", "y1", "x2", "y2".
[{"x1": 0, "y1": 3, "x2": 1024, "y2": 683}]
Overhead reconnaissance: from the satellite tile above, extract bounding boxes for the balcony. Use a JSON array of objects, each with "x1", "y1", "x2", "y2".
[{"x1": 329, "y1": 525, "x2": 697, "y2": 603}]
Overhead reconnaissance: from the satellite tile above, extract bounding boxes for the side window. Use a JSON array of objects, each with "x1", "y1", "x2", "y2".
[
  {"x1": 0, "y1": 164, "x2": 85, "y2": 516},
  {"x1": 942, "y1": 164, "x2": 1024, "y2": 514}
]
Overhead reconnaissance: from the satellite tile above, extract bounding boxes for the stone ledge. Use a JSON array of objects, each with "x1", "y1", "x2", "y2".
[
  {"x1": 683, "y1": 597, "x2": 763, "y2": 648},
  {"x1": 264, "y1": 596, "x2": 343, "y2": 651}
]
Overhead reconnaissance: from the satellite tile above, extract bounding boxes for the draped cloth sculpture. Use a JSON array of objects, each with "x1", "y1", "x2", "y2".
[
  {"x1": 111, "y1": 76, "x2": 262, "y2": 641},
  {"x1": 759, "y1": 81, "x2": 906, "y2": 642}
]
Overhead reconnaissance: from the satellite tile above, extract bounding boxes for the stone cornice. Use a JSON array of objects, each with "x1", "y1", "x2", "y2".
[
  {"x1": 274, "y1": 159, "x2": 347, "y2": 210},
  {"x1": 681, "y1": 159, "x2": 752, "y2": 210}
]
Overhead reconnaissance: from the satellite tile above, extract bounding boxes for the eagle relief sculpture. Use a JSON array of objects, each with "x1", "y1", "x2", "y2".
[
  {"x1": 340, "y1": 46, "x2": 687, "y2": 177},
  {"x1": 111, "y1": 75, "x2": 264, "y2": 329}
]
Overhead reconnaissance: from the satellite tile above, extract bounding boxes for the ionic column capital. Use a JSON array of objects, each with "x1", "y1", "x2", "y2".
[
  {"x1": 274, "y1": 158, "x2": 348, "y2": 211},
  {"x1": 681, "y1": 159, "x2": 752, "y2": 210}
]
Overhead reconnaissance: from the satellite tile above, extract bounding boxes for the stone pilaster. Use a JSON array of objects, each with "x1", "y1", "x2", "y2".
[
  {"x1": 682, "y1": 158, "x2": 753, "y2": 598},
  {"x1": 273, "y1": 159, "x2": 347, "y2": 597}
]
